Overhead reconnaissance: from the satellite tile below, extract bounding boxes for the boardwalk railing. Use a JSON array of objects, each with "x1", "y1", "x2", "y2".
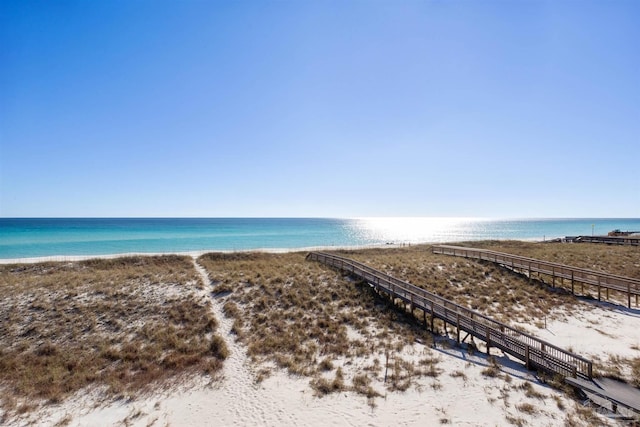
[
  {"x1": 432, "y1": 245, "x2": 640, "y2": 309},
  {"x1": 307, "y1": 251, "x2": 593, "y2": 380},
  {"x1": 567, "y1": 235, "x2": 640, "y2": 246}
]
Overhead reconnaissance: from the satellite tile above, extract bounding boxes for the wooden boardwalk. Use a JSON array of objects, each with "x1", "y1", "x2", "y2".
[
  {"x1": 432, "y1": 245, "x2": 640, "y2": 309},
  {"x1": 307, "y1": 251, "x2": 593, "y2": 380},
  {"x1": 566, "y1": 377, "x2": 640, "y2": 415},
  {"x1": 566, "y1": 235, "x2": 640, "y2": 246}
]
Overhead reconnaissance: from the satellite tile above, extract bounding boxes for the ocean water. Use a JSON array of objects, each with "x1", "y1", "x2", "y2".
[{"x1": 0, "y1": 218, "x2": 639, "y2": 260}]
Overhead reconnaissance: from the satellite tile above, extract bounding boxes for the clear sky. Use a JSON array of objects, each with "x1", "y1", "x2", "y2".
[{"x1": 1, "y1": 0, "x2": 638, "y2": 218}]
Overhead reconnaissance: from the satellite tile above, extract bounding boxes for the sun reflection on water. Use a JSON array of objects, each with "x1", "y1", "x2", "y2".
[{"x1": 351, "y1": 217, "x2": 488, "y2": 244}]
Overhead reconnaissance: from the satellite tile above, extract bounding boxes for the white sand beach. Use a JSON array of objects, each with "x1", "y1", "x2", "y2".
[
  {"x1": 3, "y1": 242, "x2": 640, "y2": 427},
  {"x1": 19, "y1": 304, "x2": 636, "y2": 426},
  {"x1": 7, "y1": 251, "x2": 638, "y2": 427}
]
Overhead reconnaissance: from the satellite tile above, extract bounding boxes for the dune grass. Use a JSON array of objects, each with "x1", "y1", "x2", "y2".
[
  {"x1": 3, "y1": 240, "x2": 636, "y2": 421},
  {"x1": 334, "y1": 244, "x2": 588, "y2": 324},
  {"x1": 469, "y1": 240, "x2": 640, "y2": 279},
  {"x1": 338, "y1": 242, "x2": 640, "y2": 385},
  {"x1": 198, "y1": 251, "x2": 434, "y2": 397},
  {"x1": 0, "y1": 255, "x2": 227, "y2": 419},
  {"x1": 199, "y1": 242, "x2": 639, "y2": 395},
  {"x1": 198, "y1": 252, "x2": 428, "y2": 361}
]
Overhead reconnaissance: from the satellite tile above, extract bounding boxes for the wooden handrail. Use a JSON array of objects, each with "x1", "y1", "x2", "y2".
[
  {"x1": 569, "y1": 235, "x2": 640, "y2": 246},
  {"x1": 307, "y1": 251, "x2": 593, "y2": 380},
  {"x1": 432, "y1": 245, "x2": 640, "y2": 308}
]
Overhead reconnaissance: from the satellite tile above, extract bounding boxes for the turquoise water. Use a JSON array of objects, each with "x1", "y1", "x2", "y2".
[{"x1": 1, "y1": 218, "x2": 639, "y2": 259}]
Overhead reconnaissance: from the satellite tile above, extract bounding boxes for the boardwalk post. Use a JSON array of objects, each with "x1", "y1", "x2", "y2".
[
  {"x1": 430, "y1": 300, "x2": 435, "y2": 331},
  {"x1": 486, "y1": 328, "x2": 491, "y2": 354},
  {"x1": 552, "y1": 267, "x2": 555, "y2": 287},
  {"x1": 410, "y1": 294, "x2": 414, "y2": 316},
  {"x1": 598, "y1": 277, "x2": 601, "y2": 301},
  {"x1": 456, "y1": 312, "x2": 460, "y2": 344},
  {"x1": 571, "y1": 271, "x2": 575, "y2": 295},
  {"x1": 628, "y1": 284, "x2": 631, "y2": 309},
  {"x1": 525, "y1": 345, "x2": 530, "y2": 370}
]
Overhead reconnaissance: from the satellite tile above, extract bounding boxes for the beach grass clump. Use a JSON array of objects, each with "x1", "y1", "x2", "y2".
[
  {"x1": 0, "y1": 255, "x2": 227, "y2": 416},
  {"x1": 564, "y1": 403, "x2": 602, "y2": 427},
  {"x1": 588, "y1": 353, "x2": 640, "y2": 387},
  {"x1": 631, "y1": 357, "x2": 640, "y2": 387},
  {"x1": 517, "y1": 381, "x2": 546, "y2": 400},
  {"x1": 310, "y1": 368, "x2": 345, "y2": 397},
  {"x1": 481, "y1": 356, "x2": 501, "y2": 378},
  {"x1": 505, "y1": 414, "x2": 527, "y2": 426}
]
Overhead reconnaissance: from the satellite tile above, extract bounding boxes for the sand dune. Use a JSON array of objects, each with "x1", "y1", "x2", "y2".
[{"x1": 3, "y1": 245, "x2": 639, "y2": 426}]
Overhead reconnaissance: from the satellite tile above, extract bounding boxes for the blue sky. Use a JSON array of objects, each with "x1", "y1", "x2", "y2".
[{"x1": 1, "y1": 0, "x2": 638, "y2": 218}]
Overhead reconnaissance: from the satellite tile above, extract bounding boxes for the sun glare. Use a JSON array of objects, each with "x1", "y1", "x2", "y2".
[{"x1": 353, "y1": 217, "x2": 486, "y2": 243}]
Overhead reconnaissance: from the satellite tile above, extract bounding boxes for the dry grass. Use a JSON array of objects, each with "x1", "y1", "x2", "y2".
[
  {"x1": 0, "y1": 255, "x2": 227, "y2": 418},
  {"x1": 564, "y1": 403, "x2": 602, "y2": 427},
  {"x1": 517, "y1": 381, "x2": 546, "y2": 400},
  {"x1": 470, "y1": 240, "x2": 640, "y2": 279},
  {"x1": 197, "y1": 243, "x2": 640, "y2": 395},
  {"x1": 338, "y1": 241, "x2": 640, "y2": 321},
  {"x1": 632, "y1": 357, "x2": 640, "y2": 387},
  {"x1": 471, "y1": 240, "x2": 640, "y2": 305},
  {"x1": 3, "y1": 241, "x2": 633, "y2": 421},
  {"x1": 197, "y1": 251, "x2": 443, "y2": 401},
  {"x1": 198, "y1": 252, "x2": 429, "y2": 380},
  {"x1": 339, "y1": 242, "x2": 640, "y2": 383},
  {"x1": 515, "y1": 402, "x2": 537, "y2": 414},
  {"x1": 333, "y1": 244, "x2": 583, "y2": 324},
  {"x1": 481, "y1": 356, "x2": 501, "y2": 378}
]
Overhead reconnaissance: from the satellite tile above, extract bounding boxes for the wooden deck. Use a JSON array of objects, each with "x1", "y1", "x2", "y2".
[
  {"x1": 432, "y1": 245, "x2": 640, "y2": 309},
  {"x1": 566, "y1": 377, "x2": 640, "y2": 415},
  {"x1": 567, "y1": 235, "x2": 640, "y2": 246},
  {"x1": 307, "y1": 251, "x2": 593, "y2": 380}
]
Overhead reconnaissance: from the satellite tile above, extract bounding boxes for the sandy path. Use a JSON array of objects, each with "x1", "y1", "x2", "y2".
[{"x1": 189, "y1": 258, "x2": 302, "y2": 426}]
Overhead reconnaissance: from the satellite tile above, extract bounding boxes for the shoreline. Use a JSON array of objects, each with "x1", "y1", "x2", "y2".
[
  {"x1": 0, "y1": 243, "x2": 407, "y2": 265},
  {"x1": 0, "y1": 237, "x2": 553, "y2": 265}
]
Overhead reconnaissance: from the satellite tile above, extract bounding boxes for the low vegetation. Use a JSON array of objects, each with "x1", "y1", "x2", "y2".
[
  {"x1": 0, "y1": 256, "x2": 227, "y2": 419},
  {"x1": 470, "y1": 240, "x2": 640, "y2": 280},
  {"x1": 198, "y1": 251, "x2": 434, "y2": 398},
  {"x1": 334, "y1": 243, "x2": 590, "y2": 324},
  {"x1": 3, "y1": 240, "x2": 637, "y2": 422},
  {"x1": 339, "y1": 242, "x2": 640, "y2": 383},
  {"x1": 200, "y1": 242, "x2": 639, "y2": 406}
]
